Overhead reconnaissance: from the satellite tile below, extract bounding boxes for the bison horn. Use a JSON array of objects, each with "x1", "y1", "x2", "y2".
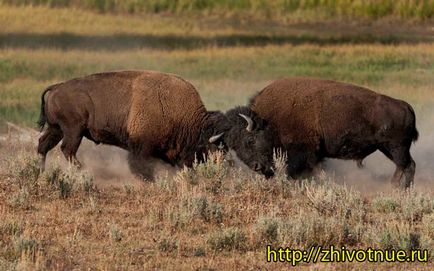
[
  {"x1": 209, "y1": 132, "x2": 224, "y2": 143},
  {"x1": 238, "y1": 113, "x2": 253, "y2": 132}
]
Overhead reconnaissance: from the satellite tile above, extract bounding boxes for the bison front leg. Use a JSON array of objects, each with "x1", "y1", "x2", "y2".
[
  {"x1": 127, "y1": 152, "x2": 155, "y2": 181},
  {"x1": 37, "y1": 125, "x2": 63, "y2": 173},
  {"x1": 403, "y1": 158, "x2": 416, "y2": 188}
]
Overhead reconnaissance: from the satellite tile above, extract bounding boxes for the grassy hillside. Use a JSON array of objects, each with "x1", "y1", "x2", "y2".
[{"x1": 1, "y1": 0, "x2": 434, "y2": 20}]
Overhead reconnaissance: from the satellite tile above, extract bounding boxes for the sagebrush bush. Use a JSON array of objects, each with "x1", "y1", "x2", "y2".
[
  {"x1": 109, "y1": 224, "x2": 123, "y2": 242},
  {"x1": 400, "y1": 190, "x2": 434, "y2": 222},
  {"x1": 158, "y1": 238, "x2": 179, "y2": 254},
  {"x1": 372, "y1": 195, "x2": 399, "y2": 213},
  {"x1": 6, "y1": 152, "x2": 40, "y2": 190},
  {"x1": 7, "y1": 188, "x2": 31, "y2": 209},
  {"x1": 43, "y1": 165, "x2": 95, "y2": 198},
  {"x1": 420, "y1": 213, "x2": 434, "y2": 251},
  {"x1": 255, "y1": 216, "x2": 281, "y2": 245},
  {"x1": 0, "y1": 219, "x2": 23, "y2": 237},
  {"x1": 208, "y1": 227, "x2": 247, "y2": 252},
  {"x1": 366, "y1": 221, "x2": 420, "y2": 250},
  {"x1": 192, "y1": 196, "x2": 224, "y2": 224},
  {"x1": 304, "y1": 181, "x2": 366, "y2": 222}
]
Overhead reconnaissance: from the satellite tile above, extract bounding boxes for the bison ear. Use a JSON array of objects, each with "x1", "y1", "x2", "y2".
[
  {"x1": 209, "y1": 132, "x2": 224, "y2": 144},
  {"x1": 238, "y1": 114, "x2": 254, "y2": 132}
]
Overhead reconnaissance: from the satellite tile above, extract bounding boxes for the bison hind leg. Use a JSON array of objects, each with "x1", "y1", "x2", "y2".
[
  {"x1": 60, "y1": 126, "x2": 84, "y2": 169},
  {"x1": 379, "y1": 144, "x2": 415, "y2": 189},
  {"x1": 37, "y1": 125, "x2": 63, "y2": 172}
]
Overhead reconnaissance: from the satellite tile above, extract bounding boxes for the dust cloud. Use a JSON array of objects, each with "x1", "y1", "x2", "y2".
[
  {"x1": 44, "y1": 139, "x2": 178, "y2": 188},
  {"x1": 3, "y1": 113, "x2": 432, "y2": 194},
  {"x1": 44, "y1": 122, "x2": 434, "y2": 193}
]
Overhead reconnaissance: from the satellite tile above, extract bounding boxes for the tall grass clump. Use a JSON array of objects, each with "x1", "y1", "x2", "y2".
[{"x1": 208, "y1": 227, "x2": 247, "y2": 252}]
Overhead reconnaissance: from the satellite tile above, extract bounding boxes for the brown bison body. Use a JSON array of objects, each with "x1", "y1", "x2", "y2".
[
  {"x1": 37, "y1": 70, "x2": 228, "y2": 178},
  {"x1": 250, "y1": 77, "x2": 418, "y2": 188}
]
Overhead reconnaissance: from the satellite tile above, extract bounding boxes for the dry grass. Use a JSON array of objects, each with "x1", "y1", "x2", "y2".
[{"x1": 0, "y1": 144, "x2": 433, "y2": 270}]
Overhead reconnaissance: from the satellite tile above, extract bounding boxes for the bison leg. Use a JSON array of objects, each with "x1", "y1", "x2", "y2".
[
  {"x1": 37, "y1": 125, "x2": 63, "y2": 172},
  {"x1": 127, "y1": 152, "x2": 154, "y2": 181},
  {"x1": 403, "y1": 158, "x2": 416, "y2": 188},
  {"x1": 379, "y1": 144, "x2": 415, "y2": 189},
  {"x1": 60, "y1": 126, "x2": 83, "y2": 169}
]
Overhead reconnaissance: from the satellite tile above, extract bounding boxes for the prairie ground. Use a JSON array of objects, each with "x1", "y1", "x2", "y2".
[{"x1": 0, "y1": 4, "x2": 434, "y2": 270}]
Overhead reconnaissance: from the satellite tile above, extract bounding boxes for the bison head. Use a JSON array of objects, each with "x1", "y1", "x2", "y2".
[{"x1": 220, "y1": 107, "x2": 275, "y2": 178}]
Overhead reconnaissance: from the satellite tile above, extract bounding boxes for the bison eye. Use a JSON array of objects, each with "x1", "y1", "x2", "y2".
[{"x1": 247, "y1": 138, "x2": 255, "y2": 146}]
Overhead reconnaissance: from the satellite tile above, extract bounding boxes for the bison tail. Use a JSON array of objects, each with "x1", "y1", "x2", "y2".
[
  {"x1": 412, "y1": 127, "x2": 419, "y2": 142},
  {"x1": 408, "y1": 104, "x2": 419, "y2": 143},
  {"x1": 37, "y1": 88, "x2": 50, "y2": 131}
]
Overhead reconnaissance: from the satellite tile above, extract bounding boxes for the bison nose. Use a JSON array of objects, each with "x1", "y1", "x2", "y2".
[{"x1": 263, "y1": 168, "x2": 275, "y2": 179}]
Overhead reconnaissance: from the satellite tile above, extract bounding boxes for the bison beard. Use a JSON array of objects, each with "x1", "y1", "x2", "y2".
[
  {"x1": 36, "y1": 70, "x2": 228, "y2": 180},
  {"x1": 250, "y1": 77, "x2": 419, "y2": 189}
]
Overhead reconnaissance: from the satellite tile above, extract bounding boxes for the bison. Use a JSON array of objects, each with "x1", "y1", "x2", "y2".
[
  {"x1": 249, "y1": 77, "x2": 418, "y2": 188},
  {"x1": 37, "y1": 70, "x2": 274, "y2": 179}
]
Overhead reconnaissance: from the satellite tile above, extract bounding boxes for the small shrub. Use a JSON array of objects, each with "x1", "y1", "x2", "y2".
[
  {"x1": 43, "y1": 166, "x2": 95, "y2": 199},
  {"x1": 89, "y1": 195, "x2": 98, "y2": 211},
  {"x1": 13, "y1": 236, "x2": 38, "y2": 256},
  {"x1": 1, "y1": 220, "x2": 23, "y2": 236},
  {"x1": 123, "y1": 183, "x2": 135, "y2": 195},
  {"x1": 193, "y1": 196, "x2": 224, "y2": 224},
  {"x1": 158, "y1": 238, "x2": 178, "y2": 253},
  {"x1": 174, "y1": 166, "x2": 198, "y2": 186},
  {"x1": 305, "y1": 181, "x2": 366, "y2": 222},
  {"x1": 372, "y1": 196, "x2": 399, "y2": 213},
  {"x1": 7, "y1": 188, "x2": 31, "y2": 209},
  {"x1": 208, "y1": 227, "x2": 247, "y2": 252},
  {"x1": 400, "y1": 191, "x2": 434, "y2": 222},
  {"x1": 109, "y1": 224, "x2": 123, "y2": 242},
  {"x1": 255, "y1": 217, "x2": 281, "y2": 245},
  {"x1": 195, "y1": 151, "x2": 227, "y2": 180},
  {"x1": 368, "y1": 221, "x2": 420, "y2": 250},
  {"x1": 272, "y1": 148, "x2": 287, "y2": 181},
  {"x1": 420, "y1": 213, "x2": 434, "y2": 251},
  {"x1": 194, "y1": 247, "x2": 206, "y2": 257},
  {"x1": 6, "y1": 152, "x2": 40, "y2": 190},
  {"x1": 196, "y1": 151, "x2": 227, "y2": 194}
]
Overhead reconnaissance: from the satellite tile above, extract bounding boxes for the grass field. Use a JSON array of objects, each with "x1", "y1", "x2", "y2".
[{"x1": 0, "y1": 4, "x2": 434, "y2": 270}]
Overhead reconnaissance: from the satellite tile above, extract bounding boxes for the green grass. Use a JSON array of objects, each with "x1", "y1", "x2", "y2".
[{"x1": 1, "y1": 0, "x2": 434, "y2": 20}]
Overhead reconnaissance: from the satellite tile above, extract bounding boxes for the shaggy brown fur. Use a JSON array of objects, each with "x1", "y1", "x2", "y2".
[
  {"x1": 250, "y1": 77, "x2": 418, "y2": 188},
  {"x1": 37, "y1": 70, "x2": 226, "y2": 179}
]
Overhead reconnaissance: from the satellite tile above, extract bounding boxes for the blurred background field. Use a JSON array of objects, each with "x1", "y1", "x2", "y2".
[
  {"x1": 0, "y1": 4, "x2": 433, "y2": 129},
  {"x1": 2, "y1": 0, "x2": 434, "y2": 19},
  {"x1": 0, "y1": 2, "x2": 434, "y2": 270}
]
